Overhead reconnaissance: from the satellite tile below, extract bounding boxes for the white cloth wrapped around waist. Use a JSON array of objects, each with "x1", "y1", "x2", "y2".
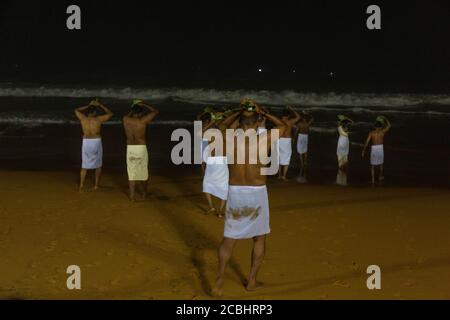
[
  {"x1": 127, "y1": 145, "x2": 149, "y2": 181},
  {"x1": 278, "y1": 137, "x2": 292, "y2": 165},
  {"x1": 337, "y1": 135, "x2": 349, "y2": 157},
  {"x1": 370, "y1": 144, "x2": 384, "y2": 165},
  {"x1": 82, "y1": 138, "x2": 103, "y2": 169},
  {"x1": 202, "y1": 156, "x2": 229, "y2": 200},
  {"x1": 224, "y1": 185, "x2": 270, "y2": 239},
  {"x1": 297, "y1": 134, "x2": 308, "y2": 155}
]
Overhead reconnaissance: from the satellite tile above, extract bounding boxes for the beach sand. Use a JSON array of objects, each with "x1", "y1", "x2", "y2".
[{"x1": 0, "y1": 170, "x2": 449, "y2": 300}]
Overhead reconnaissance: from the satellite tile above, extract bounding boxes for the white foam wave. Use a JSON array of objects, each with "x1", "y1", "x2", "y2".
[
  {"x1": 0, "y1": 117, "x2": 192, "y2": 127},
  {"x1": 1, "y1": 86, "x2": 450, "y2": 108}
]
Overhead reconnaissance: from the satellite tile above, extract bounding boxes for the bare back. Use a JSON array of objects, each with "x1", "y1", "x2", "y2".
[
  {"x1": 228, "y1": 130, "x2": 274, "y2": 186},
  {"x1": 370, "y1": 129, "x2": 386, "y2": 145},
  {"x1": 297, "y1": 119, "x2": 310, "y2": 134},
  {"x1": 80, "y1": 117, "x2": 103, "y2": 139},
  {"x1": 281, "y1": 119, "x2": 295, "y2": 138},
  {"x1": 123, "y1": 116, "x2": 148, "y2": 145}
]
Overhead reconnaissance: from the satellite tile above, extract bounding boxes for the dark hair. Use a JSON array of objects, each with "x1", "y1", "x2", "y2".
[
  {"x1": 374, "y1": 120, "x2": 383, "y2": 128},
  {"x1": 240, "y1": 112, "x2": 259, "y2": 126},
  {"x1": 86, "y1": 105, "x2": 97, "y2": 115},
  {"x1": 131, "y1": 104, "x2": 144, "y2": 115},
  {"x1": 282, "y1": 109, "x2": 291, "y2": 117}
]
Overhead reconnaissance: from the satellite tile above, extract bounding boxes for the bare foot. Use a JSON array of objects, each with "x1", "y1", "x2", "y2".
[
  {"x1": 245, "y1": 280, "x2": 264, "y2": 291},
  {"x1": 205, "y1": 208, "x2": 216, "y2": 215},
  {"x1": 281, "y1": 176, "x2": 289, "y2": 182},
  {"x1": 78, "y1": 186, "x2": 83, "y2": 193},
  {"x1": 211, "y1": 277, "x2": 224, "y2": 298},
  {"x1": 94, "y1": 185, "x2": 99, "y2": 191}
]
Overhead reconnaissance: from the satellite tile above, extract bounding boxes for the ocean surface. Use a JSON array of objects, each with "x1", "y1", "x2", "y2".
[{"x1": 0, "y1": 85, "x2": 449, "y2": 186}]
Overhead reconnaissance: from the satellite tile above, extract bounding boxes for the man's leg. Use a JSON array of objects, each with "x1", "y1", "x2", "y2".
[
  {"x1": 281, "y1": 165, "x2": 289, "y2": 181},
  {"x1": 246, "y1": 235, "x2": 266, "y2": 291},
  {"x1": 212, "y1": 237, "x2": 237, "y2": 297},
  {"x1": 142, "y1": 179, "x2": 149, "y2": 199},
  {"x1": 379, "y1": 165, "x2": 384, "y2": 184},
  {"x1": 218, "y1": 199, "x2": 226, "y2": 218},
  {"x1": 205, "y1": 193, "x2": 215, "y2": 214},
  {"x1": 129, "y1": 181, "x2": 136, "y2": 202},
  {"x1": 79, "y1": 169, "x2": 87, "y2": 192},
  {"x1": 371, "y1": 166, "x2": 375, "y2": 185},
  {"x1": 94, "y1": 167, "x2": 102, "y2": 190},
  {"x1": 302, "y1": 153, "x2": 308, "y2": 177},
  {"x1": 299, "y1": 154, "x2": 304, "y2": 177}
]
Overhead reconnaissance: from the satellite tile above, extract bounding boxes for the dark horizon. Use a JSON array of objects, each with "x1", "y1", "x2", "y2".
[{"x1": 0, "y1": 1, "x2": 449, "y2": 92}]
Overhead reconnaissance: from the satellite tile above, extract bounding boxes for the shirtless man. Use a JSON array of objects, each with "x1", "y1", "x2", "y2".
[
  {"x1": 123, "y1": 100, "x2": 159, "y2": 201},
  {"x1": 212, "y1": 99, "x2": 286, "y2": 297},
  {"x1": 295, "y1": 112, "x2": 314, "y2": 183},
  {"x1": 362, "y1": 116, "x2": 391, "y2": 185},
  {"x1": 75, "y1": 98, "x2": 113, "y2": 192},
  {"x1": 278, "y1": 106, "x2": 301, "y2": 181}
]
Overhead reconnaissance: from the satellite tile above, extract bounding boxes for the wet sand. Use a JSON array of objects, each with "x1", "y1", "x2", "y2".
[{"x1": 0, "y1": 170, "x2": 449, "y2": 300}]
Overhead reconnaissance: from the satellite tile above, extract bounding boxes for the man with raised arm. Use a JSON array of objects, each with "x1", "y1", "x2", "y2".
[
  {"x1": 278, "y1": 106, "x2": 301, "y2": 181},
  {"x1": 123, "y1": 100, "x2": 159, "y2": 202},
  {"x1": 295, "y1": 111, "x2": 314, "y2": 183},
  {"x1": 75, "y1": 98, "x2": 113, "y2": 192},
  {"x1": 212, "y1": 98, "x2": 286, "y2": 297},
  {"x1": 362, "y1": 116, "x2": 391, "y2": 185}
]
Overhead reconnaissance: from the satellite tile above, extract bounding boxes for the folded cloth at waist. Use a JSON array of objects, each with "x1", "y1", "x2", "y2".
[
  {"x1": 224, "y1": 185, "x2": 270, "y2": 239},
  {"x1": 278, "y1": 137, "x2": 292, "y2": 166},
  {"x1": 127, "y1": 145, "x2": 149, "y2": 181},
  {"x1": 82, "y1": 138, "x2": 103, "y2": 169},
  {"x1": 203, "y1": 156, "x2": 229, "y2": 200},
  {"x1": 370, "y1": 144, "x2": 384, "y2": 166},
  {"x1": 297, "y1": 134, "x2": 308, "y2": 155}
]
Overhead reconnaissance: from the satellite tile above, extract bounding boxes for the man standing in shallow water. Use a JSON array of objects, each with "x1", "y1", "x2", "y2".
[
  {"x1": 123, "y1": 100, "x2": 159, "y2": 202},
  {"x1": 362, "y1": 116, "x2": 391, "y2": 185},
  {"x1": 75, "y1": 98, "x2": 113, "y2": 192},
  {"x1": 212, "y1": 99, "x2": 286, "y2": 297}
]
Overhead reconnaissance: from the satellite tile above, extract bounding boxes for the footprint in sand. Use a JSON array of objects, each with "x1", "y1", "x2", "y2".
[
  {"x1": 45, "y1": 240, "x2": 58, "y2": 252},
  {"x1": 333, "y1": 280, "x2": 351, "y2": 288},
  {"x1": 320, "y1": 248, "x2": 342, "y2": 257},
  {"x1": 403, "y1": 280, "x2": 416, "y2": 287}
]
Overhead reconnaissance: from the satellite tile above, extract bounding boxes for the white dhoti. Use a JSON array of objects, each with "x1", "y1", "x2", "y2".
[
  {"x1": 297, "y1": 134, "x2": 308, "y2": 155},
  {"x1": 82, "y1": 138, "x2": 103, "y2": 169},
  {"x1": 203, "y1": 156, "x2": 229, "y2": 200},
  {"x1": 278, "y1": 138, "x2": 292, "y2": 166},
  {"x1": 370, "y1": 145, "x2": 384, "y2": 166},
  {"x1": 201, "y1": 139, "x2": 209, "y2": 164},
  {"x1": 224, "y1": 185, "x2": 270, "y2": 239},
  {"x1": 337, "y1": 135, "x2": 349, "y2": 167},
  {"x1": 127, "y1": 145, "x2": 149, "y2": 181}
]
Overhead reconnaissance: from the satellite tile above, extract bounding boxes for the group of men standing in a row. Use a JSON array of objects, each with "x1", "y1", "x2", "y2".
[
  {"x1": 75, "y1": 98, "x2": 158, "y2": 201},
  {"x1": 74, "y1": 97, "x2": 391, "y2": 297}
]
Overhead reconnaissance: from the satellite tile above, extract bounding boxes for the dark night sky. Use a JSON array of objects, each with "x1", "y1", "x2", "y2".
[{"x1": 0, "y1": 1, "x2": 449, "y2": 92}]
